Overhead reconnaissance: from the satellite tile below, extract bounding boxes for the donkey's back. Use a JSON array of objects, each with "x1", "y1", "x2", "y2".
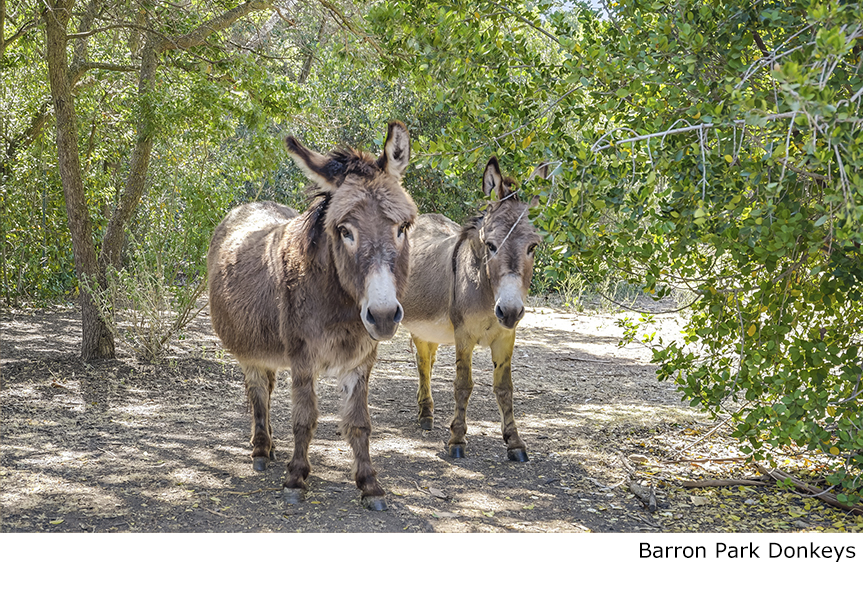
[
  {"x1": 399, "y1": 213, "x2": 461, "y2": 344},
  {"x1": 208, "y1": 201, "x2": 299, "y2": 364}
]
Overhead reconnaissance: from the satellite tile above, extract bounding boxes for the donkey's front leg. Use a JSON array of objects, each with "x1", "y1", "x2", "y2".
[
  {"x1": 490, "y1": 332, "x2": 528, "y2": 462},
  {"x1": 242, "y1": 365, "x2": 276, "y2": 471},
  {"x1": 448, "y1": 337, "x2": 475, "y2": 458},
  {"x1": 339, "y1": 356, "x2": 387, "y2": 511},
  {"x1": 283, "y1": 368, "x2": 318, "y2": 504},
  {"x1": 413, "y1": 336, "x2": 438, "y2": 430}
]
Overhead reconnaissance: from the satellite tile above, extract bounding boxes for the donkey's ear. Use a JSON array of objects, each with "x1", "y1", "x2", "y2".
[
  {"x1": 285, "y1": 136, "x2": 343, "y2": 192},
  {"x1": 377, "y1": 121, "x2": 410, "y2": 180},
  {"x1": 482, "y1": 157, "x2": 505, "y2": 199},
  {"x1": 530, "y1": 162, "x2": 550, "y2": 181}
]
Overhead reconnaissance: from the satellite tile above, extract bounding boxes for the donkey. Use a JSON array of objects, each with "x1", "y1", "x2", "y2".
[
  {"x1": 400, "y1": 157, "x2": 544, "y2": 462},
  {"x1": 207, "y1": 122, "x2": 417, "y2": 511}
]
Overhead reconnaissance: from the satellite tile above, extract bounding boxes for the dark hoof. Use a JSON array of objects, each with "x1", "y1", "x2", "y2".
[
  {"x1": 282, "y1": 487, "x2": 305, "y2": 504},
  {"x1": 448, "y1": 444, "x2": 466, "y2": 459},
  {"x1": 419, "y1": 416, "x2": 434, "y2": 431},
  {"x1": 507, "y1": 448, "x2": 529, "y2": 462},
  {"x1": 361, "y1": 496, "x2": 388, "y2": 511},
  {"x1": 269, "y1": 448, "x2": 276, "y2": 461},
  {"x1": 253, "y1": 456, "x2": 269, "y2": 472}
]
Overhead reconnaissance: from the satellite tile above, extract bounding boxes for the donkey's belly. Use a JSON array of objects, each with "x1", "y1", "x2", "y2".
[{"x1": 403, "y1": 317, "x2": 456, "y2": 345}]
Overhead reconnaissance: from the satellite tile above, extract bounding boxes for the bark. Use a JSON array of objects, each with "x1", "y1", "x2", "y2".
[
  {"x1": 298, "y1": 18, "x2": 325, "y2": 84},
  {"x1": 1, "y1": 0, "x2": 5, "y2": 59},
  {"x1": 44, "y1": 0, "x2": 115, "y2": 359},
  {"x1": 98, "y1": 41, "x2": 158, "y2": 271}
]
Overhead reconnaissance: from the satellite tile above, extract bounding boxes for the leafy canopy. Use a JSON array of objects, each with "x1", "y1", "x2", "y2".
[{"x1": 369, "y1": 0, "x2": 863, "y2": 503}]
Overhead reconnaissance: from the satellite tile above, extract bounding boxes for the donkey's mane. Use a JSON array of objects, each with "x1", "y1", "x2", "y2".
[
  {"x1": 327, "y1": 147, "x2": 380, "y2": 181},
  {"x1": 458, "y1": 193, "x2": 524, "y2": 239},
  {"x1": 296, "y1": 192, "x2": 331, "y2": 264}
]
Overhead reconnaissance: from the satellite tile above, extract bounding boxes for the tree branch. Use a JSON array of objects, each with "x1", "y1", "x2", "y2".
[
  {"x1": 681, "y1": 479, "x2": 767, "y2": 487},
  {"x1": 755, "y1": 464, "x2": 863, "y2": 515},
  {"x1": 154, "y1": 1, "x2": 274, "y2": 54},
  {"x1": 485, "y1": 0, "x2": 562, "y2": 47},
  {"x1": 591, "y1": 112, "x2": 797, "y2": 152}
]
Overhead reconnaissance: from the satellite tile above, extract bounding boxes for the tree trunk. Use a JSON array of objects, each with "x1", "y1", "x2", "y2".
[
  {"x1": 99, "y1": 41, "x2": 158, "y2": 272},
  {"x1": 44, "y1": 0, "x2": 115, "y2": 360},
  {"x1": 42, "y1": 0, "x2": 275, "y2": 360}
]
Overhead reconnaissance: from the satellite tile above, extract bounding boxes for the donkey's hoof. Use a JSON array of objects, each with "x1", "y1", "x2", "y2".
[
  {"x1": 507, "y1": 448, "x2": 529, "y2": 462},
  {"x1": 269, "y1": 448, "x2": 276, "y2": 461},
  {"x1": 448, "y1": 444, "x2": 466, "y2": 458},
  {"x1": 282, "y1": 487, "x2": 305, "y2": 504},
  {"x1": 361, "y1": 495, "x2": 388, "y2": 511},
  {"x1": 419, "y1": 416, "x2": 434, "y2": 431},
  {"x1": 253, "y1": 456, "x2": 269, "y2": 472}
]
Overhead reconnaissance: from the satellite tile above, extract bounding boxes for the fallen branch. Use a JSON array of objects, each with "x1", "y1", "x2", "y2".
[
  {"x1": 755, "y1": 464, "x2": 863, "y2": 516},
  {"x1": 632, "y1": 513, "x2": 661, "y2": 529},
  {"x1": 681, "y1": 478, "x2": 767, "y2": 488},
  {"x1": 662, "y1": 456, "x2": 749, "y2": 465},
  {"x1": 616, "y1": 451, "x2": 657, "y2": 512},
  {"x1": 561, "y1": 355, "x2": 614, "y2": 364},
  {"x1": 224, "y1": 487, "x2": 282, "y2": 496},
  {"x1": 202, "y1": 506, "x2": 235, "y2": 519},
  {"x1": 629, "y1": 481, "x2": 657, "y2": 512}
]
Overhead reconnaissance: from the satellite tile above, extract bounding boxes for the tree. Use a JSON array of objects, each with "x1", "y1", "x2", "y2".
[
  {"x1": 41, "y1": 0, "x2": 278, "y2": 359},
  {"x1": 368, "y1": 0, "x2": 863, "y2": 503}
]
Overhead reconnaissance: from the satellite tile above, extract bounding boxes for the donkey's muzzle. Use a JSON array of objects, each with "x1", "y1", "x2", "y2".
[
  {"x1": 495, "y1": 274, "x2": 527, "y2": 329},
  {"x1": 495, "y1": 302, "x2": 525, "y2": 329},
  {"x1": 362, "y1": 301, "x2": 404, "y2": 341},
  {"x1": 361, "y1": 267, "x2": 403, "y2": 341}
]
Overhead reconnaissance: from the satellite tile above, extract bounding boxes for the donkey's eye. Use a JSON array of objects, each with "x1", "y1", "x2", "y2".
[
  {"x1": 527, "y1": 243, "x2": 538, "y2": 255},
  {"x1": 338, "y1": 226, "x2": 354, "y2": 242},
  {"x1": 486, "y1": 242, "x2": 497, "y2": 254},
  {"x1": 397, "y1": 222, "x2": 408, "y2": 238}
]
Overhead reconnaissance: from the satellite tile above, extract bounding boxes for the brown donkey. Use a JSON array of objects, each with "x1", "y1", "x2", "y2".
[
  {"x1": 401, "y1": 157, "x2": 544, "y2": 461},
  {"x1": 207, "y1": 122, "x2": 417, "y2": 510}
]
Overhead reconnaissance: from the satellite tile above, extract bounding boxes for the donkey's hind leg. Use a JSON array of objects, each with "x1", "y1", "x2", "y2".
[
  {"x1": 339, "y1": 357, "x2": 387, "y2": 511},
  {"x1": 266, "y1": 369, "x2": 277, "y2": 461},
  {"x1": 242, "y1": 364, "x2": 275, "y2": 471},
  {"x1": 413, "y1": 336, "x2": 438, "y2": 430},
  {"x1": 490, "y1": 332, "x2": 528, "y2": 462}
]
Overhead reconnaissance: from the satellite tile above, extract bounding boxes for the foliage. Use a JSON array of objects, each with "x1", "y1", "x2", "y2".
[
  {"x1": 83, "y1": 245, "x2": 206, "y2": 363},
  {"x1": 368, "y1": 0, "x2": 863, "y2": 503},
  {"x1": 3, "y1": 0, "x2": 861, "y2": 503}
]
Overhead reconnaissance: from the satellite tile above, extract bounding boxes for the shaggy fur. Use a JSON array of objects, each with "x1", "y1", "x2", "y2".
[
  {"x1": 400, "y1": 157, "x2": 544, "y2": 460},
  {"x1": 207, "y1": 122, "x2": 416, "y2": 505}
]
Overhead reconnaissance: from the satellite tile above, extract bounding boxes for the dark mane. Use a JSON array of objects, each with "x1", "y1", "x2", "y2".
[
  {"x1": 325, "y1": 147, "x2": 380, "y2": 183},
  {"x1": 297, "y1": 192, "x2": 331, "y2": 265}
]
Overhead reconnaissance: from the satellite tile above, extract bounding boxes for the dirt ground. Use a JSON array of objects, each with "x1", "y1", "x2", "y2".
[{"x1": 2, "y1": 300, "x2": 861, "y2": 533}]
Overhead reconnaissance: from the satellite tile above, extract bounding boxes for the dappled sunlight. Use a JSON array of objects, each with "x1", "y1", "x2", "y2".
[{"x1": 5, "y1": 303, "x2": 859, "y2": 533}]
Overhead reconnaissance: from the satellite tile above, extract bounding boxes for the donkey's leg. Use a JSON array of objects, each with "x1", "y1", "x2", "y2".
[
  {"x1": 448, "y1": 337, "x2": 475, "y2": 458},
  {"x1": 266, "y1": 369, "x2": 277, "y2": 461},
  {"x1": 242, "y1": 364, "x2": 274, "y2": 472},
  {"x1": 413, "y1": 336, "x2": 438, "y2": 430},
  {"x1": 283, "y1": 369, "x2": 318, "y2": 504},
  {"x1": 339, "y1": 357, "x2": 387, "y2": 511},
  {"x1": 490, "y1": 332, "x2": 528, "y2": 462}
]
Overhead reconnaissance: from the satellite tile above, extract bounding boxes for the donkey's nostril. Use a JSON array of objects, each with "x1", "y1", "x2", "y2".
[
  {"x1": 394, "y1": 304, "x2": 404, "y2": 323},
  {"x1": 495, "y1": 305, "x2": 505, "y2": 320},
  {"x1": 365, "y1": 308, "x2": 376, "y2": 326}
]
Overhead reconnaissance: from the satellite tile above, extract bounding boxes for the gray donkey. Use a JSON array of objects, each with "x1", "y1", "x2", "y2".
[
  {"x1": 207, "y1": 122, "x2": 417, "y2": 510},
  {"x1": 400, "y1": 157, "x2": 545, "y2": 462}
]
